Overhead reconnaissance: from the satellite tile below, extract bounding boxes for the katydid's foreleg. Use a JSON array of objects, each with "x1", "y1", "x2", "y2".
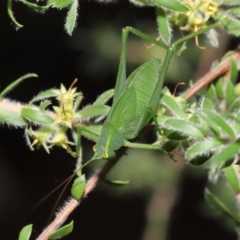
[{"x1": 124, "y1": 21, "x2": 221, "y2": 97}]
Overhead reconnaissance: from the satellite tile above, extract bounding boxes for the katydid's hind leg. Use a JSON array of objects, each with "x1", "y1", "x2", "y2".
[{"x1": 124, "y1": 140, "x2": 164, "y2": 152}]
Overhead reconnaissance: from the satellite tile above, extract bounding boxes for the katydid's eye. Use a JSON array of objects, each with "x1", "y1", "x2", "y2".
[
  {"x1": 93, "y1": 145, "x2": 96, "y2": 152},
  {"x1": 104, "y1": 150, "x2": 116, "y2": 159},
  {"x1": 103, "y1": 152, "x2": 109, "y2": 159}
]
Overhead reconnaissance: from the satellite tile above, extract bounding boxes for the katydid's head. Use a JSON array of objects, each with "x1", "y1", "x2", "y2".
[
  {"x1": 92, "y1": 144, "x2": 116, "y2": 160},
  {"x1": 92, "y1": 122, "x2": 125, "y2": 160}
]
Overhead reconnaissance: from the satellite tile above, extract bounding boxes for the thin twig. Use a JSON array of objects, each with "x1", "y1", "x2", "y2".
[
  {"x1": 36, "y1": 147, "x2": 127, "y2": 240},
  {"x1": 183, "y1": 46, "x2": 240, "y2": 100}
]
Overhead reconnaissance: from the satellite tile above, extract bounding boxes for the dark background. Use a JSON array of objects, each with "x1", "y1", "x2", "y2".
[{"x1": 0, "y1": 0, "x2": 238, "y2": 239}]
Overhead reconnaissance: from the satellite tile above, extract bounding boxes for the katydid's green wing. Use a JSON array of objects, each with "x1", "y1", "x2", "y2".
[{"x1": 108, "y1": 86, "x2": 137, "y2": 126}]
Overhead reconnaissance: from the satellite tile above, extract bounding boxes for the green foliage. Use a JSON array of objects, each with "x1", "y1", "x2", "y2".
[
  {"x1": 48, "y1": 0, "x2": 73, "y2": 8},
  {"x1": 18, "y1": 224, "x2": 32, "y2": 240},
  {"x1": 205, "y1": 188, "x2": 240, "y2": 224},
  {"x1": 224, "y1": 166, "x2": 240, "y2": 193},
  {"x1": 0, "y1": 108, "x2": 27, "y2": 126},
  {"x1": 102, "y1": 179, "x2": 130, "y2": 186},
  {"x1": 64, "y1": 0, "x2": 78, "y2": 35},
  {"x1": 49, "y1": 221, "x2": 74, "y2": 239},
  {"x1": 21, "y1": 108, "x2": 54, "y2": 125},
  {"x1": 71, "y1": 175, "x2": 85, "y2": 200}
]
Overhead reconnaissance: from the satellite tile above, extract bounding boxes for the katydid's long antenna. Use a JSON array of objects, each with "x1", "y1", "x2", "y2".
[{"x1": 47, "y1": 174, "x2": 75, "y2": 224}]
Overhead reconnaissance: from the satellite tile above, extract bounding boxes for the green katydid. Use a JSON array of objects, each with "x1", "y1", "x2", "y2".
[
  {"x1": 92, "y1": 22, "x2": 221, "y2": 160},
  {"x1": 32, "y1": 21, "x2": 222, "y2": 211},
  {"x1": 32, "y1": 22, "x2": 223, "y2": 236}
]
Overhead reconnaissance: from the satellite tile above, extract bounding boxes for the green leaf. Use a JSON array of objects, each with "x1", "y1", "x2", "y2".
[
  {"x1": 205, "y1": 188, "x2": 240, "y2": 224},
  {"x1": 162, "y1": 128, "x2": 187, "y2": 140},
  {"x1": 161, "y1": 94, "x2": 184, "y2": 119},
  {"x1": 164, "y1": 119, "x2": 205, "y2": 139},
  {"x1": 235, "y1": 83, "x2": 240, "y2": 96},
  {"x1": 229, "y1": 58, "x2": 238, "y2": 84},
  {"x1": 153, "y1": 0, "x2": 188, "y2": 12},
  {"x1": 200, "y1": 109, "x2": 235, "y2": 138},
  {"x1": 214, "y1": 11, "x2": 240, "y2": 36},
  {"x1": 103, "y1": 179, "x2": 129, "y2": 186},
  {"x1": 71, "y1": 175, "x2": 85, "y2": 200},
  {"x1": 224, "y1": 165, "x2": 240, "y2": 193},
  {"x1": 18, "y1": 224, "x2": 32, "y2": 240},
  {"x1": 48, "y1": 0, "x2": 73, "y2": 8},
  {"x1": 129, "y1": 0, "x2": 155, "y2": 6},
  {"x1": 40, "y1": 101, "x2": 52, "y2": 110},
  {"x1": 228, "y1": 5, "x2": 240, "y2": 16},
  {"x1": 215, "y1": 77, "x2": 224, "y2": 98},
  {"x1": 7, "y1": 0, "x2": 23, "y2": 28},
  {"x1": 156, "y1": 7, "x2": 171, "y2": 45},
  {"x1": 0, "y1": 109, "x2": 27, "y2": 126},
  {"x1": 65, "y1": 0, "x2": 78, "y2": 36},
  {"x1": 94, "y1": 89, "x2": 114, "y2": 105},
  {"x1": 0, "y1": 73, "x2": 37, "y2": 98},
  {"x1": 129, "y1": 0, "x2": 188, "y2": 12},
  {"x1": 201, "y1": 98, "x2": 213, "y2": 110},
  {"x1": 211, "y1": 139, "x2": 240, "y2": 169},
  {"x1": 77, "y1": 105, "x2": 110, "y2": 118},
  {"x1": 226, "y1": 81, "x2": 236, "y2": 109},
  {"x1": 30, "y1": 89, "x2": 57, "y2": 104},
  {"x1": 21, "y1": 0, "x2": 49, "y2": 10},
  {"x1": 206, "y1": 85, "x2": 219, "y2": 109},
  {"x1": 188, "y1": 153, "x2": 214, "y2": 166},
  {"x1": 162, "y1": 140, "x2": 179, "y2": 152},
  {"x1": 21, "y1": 108, "x2": 54, "y2": 125},
  {"x1": 49, "y1": 221, "x2": 73, "y2": 239},
  {"x1": 228, "y1": 97, "x2": 240, "y2": 112},
  {"x1": 186, "y1": 139, "x2": 223, "y2": 161},
  {"x1": 231, "y1": 112, "x2": 240, "y2": 134}
]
